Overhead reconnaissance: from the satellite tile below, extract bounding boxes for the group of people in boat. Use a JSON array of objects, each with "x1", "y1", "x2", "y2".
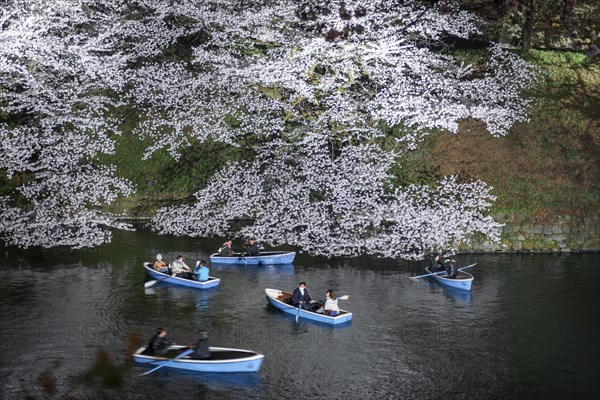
[
  {"x1": 146, "y1": 327, "x2": 211, "y2": 359},
  {"x1": 218, "y1": 238, "x2": 260, "y2": 256},
  {"x1": 152, "y1": 254, "x2": 210, "y2": 282},
  {"x1": 429, "y1": 253, "x2": 459, "y2": 279},
  {"x1": 288, "y1": 282, "x2": 341, "y2": 316}
]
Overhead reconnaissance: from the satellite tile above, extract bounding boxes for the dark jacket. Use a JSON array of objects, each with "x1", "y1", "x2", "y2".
[
  {"x1": 429, "y1": 258, "x2": 445, "y2": 272},
  {"x1": 148, "y1": 334, "x2": 172, "y2": 355},
  {"x1": 445, "y1": 261, "x2": 458, "y2": 279},
  {"x1": 291, "y1": 287, "x2": 312, "y2": 306},
  {"x1": 192, "y1": 338, "x2": 211, "y2": 359},
  {"x1": 244, "y1": 242, "x2": 260, "y2": 256}
]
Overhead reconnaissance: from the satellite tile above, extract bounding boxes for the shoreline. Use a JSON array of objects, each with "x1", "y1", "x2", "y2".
[{"x1": 113, "y1": 199, "x2": 600, "y2": 253}]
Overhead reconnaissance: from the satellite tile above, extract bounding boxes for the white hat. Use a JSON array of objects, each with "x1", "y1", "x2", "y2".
[{"x1": 156, "y1": 254, "x2": 163, "y2": 261}]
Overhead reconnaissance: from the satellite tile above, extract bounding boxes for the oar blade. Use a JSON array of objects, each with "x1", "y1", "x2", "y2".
[
  {"x1": 144, "y1": 280, "x2": 157, "y2": 288},
  {"x1": 458, "y1": 263, "x2": 477, "y2": 271}
]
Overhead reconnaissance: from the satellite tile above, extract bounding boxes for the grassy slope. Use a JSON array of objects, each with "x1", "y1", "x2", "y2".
[
  {"x1": 109, "y1": 49, "x2": 598, "y2": 217},
  {"x1": 99, "y1": 104, "x2": 241, "y2": 196},
  {"x1": 427, "y1": 49, "x2": 600, "y2": 216},
  {"x1": 4, "y1": 49, "x2": 590, "y2": 218}
]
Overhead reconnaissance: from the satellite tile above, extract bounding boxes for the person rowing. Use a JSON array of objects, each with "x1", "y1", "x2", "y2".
[
  {"x1": 291, "y1": 281, "x2": 317, "y2": 311},
  {"x1": 171, "y1": 255, "x2": 194, "y2": 279},
  {"x1": 429, "y1": 252, "x2": 445, "y2": 273},
  {"x1": 147, "y1": 327, "x2": 172, "y2": 356},
  {"x1": 243, "y1": 238, "x2": 260, "y2": 256}
]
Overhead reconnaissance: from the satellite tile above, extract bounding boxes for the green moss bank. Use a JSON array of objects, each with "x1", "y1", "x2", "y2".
[{"x1": 104, "y1": 50, "x2": 599, "y2": 252}]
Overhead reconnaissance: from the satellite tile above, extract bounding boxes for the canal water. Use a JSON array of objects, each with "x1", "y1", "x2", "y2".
[{"x1": 0, "y1": 228, "x2": 598, "y2": 399}]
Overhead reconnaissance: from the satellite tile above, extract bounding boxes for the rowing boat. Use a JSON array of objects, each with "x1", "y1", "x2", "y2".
[
  {"x1": 424, "y1": 267, "x2": 474, "y2": 291},
  {"x1": 133, "y1": 345, "x2": 264, "y2": 372},
  {"x1": 265, "y1": 288, "x2": 352, "y2": 325},
  {"x1": 210, "y1": 251, "x2": 296, "y2": 265},
  {"x1": 143, "y1": 263, "x2": 220, "y2": 289}
]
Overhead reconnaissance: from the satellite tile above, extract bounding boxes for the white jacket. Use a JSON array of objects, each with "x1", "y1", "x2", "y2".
[
  {"x1": 170, "y1": 260, "x2": 190, "y2": 274},
  {"x1": 324, "y1": 297, "x2": 339, "y2": 312}
]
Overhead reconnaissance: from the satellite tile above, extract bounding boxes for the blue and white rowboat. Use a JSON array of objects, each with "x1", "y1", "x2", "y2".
[
  {"x1": 425, "y1": 267, "x2": 474, "y2": 291},
  {"x1": 133, "y1": 345, "x2": 264, "y2": 372},
  {"x1": 210, "y1": 251, "x2": 296, "y2": 265},
  {"x1": 265, "y1": 288, "x2": 353, "y2": 325},
  {"x1": 143, "y1": 263, "x2": 220, "y2": 289}
]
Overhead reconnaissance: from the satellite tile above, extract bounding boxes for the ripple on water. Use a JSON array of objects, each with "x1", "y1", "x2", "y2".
[{"x1": 1, "y1": 241, "x2": 599, "y2": 399}]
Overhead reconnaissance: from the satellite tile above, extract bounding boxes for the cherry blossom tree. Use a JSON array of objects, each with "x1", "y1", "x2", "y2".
[
  {"x1": 1, "y1": 0, "x2": 536, "y2": 257},
  {"x1": 153, "y1": 133, "x2": 502, "y2": 259},
  {"x1": 149, "y1": 0, "x2": 533, "y2": 258},
  {"x1": 0, "y1": 1, "x2": 125, "y2": 247}
]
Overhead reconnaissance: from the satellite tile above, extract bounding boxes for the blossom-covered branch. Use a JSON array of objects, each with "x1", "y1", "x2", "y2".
[{"x1": 1, "y1": 1, "x2": 536, "y2": 257}]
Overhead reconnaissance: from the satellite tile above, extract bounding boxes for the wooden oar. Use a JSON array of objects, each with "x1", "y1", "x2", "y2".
[
  {"x1": 144, "y1": 275, "x2": 171, "y2": 288},
  {"x1": 458, "y1": 263, "x2": 477, "y2": 271},
  {"x1": 138, "y1": 348, "x2": 194, "y2": 376},
  {"x1": 409, "y1": 263, "x2": 477, "y2": 280},
  {"x1": 237, "y1": 253, "x2": 248, "y2": 266}
]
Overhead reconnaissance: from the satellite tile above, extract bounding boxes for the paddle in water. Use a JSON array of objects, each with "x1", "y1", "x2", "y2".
[
  {"x1": 457, "y1": 263, "x2": 477, "y2": 271},
  {"x1": 138, "y1": 348, "x2": 194, "y2": 376},
  {"x1": 295, "y1": 303, "x2": 301, "y2": 324},
  {"x1": 144, "y1": 275, "x2": 170, "y2": 288}
]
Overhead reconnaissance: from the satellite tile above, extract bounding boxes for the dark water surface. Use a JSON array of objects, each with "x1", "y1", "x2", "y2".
[{"x1": 1, "y1": 229, "x2": 598, "y2": 399}]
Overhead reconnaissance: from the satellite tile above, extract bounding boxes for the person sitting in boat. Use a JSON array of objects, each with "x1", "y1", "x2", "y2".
[
  {"x1": 193, "y1": 260, "x2": 210, "y2": 282},
  {"x1": 429, "y1": 253, "x2": 445, "y2": 272},
  {"x1": 218, "y1": 240, "x2": 233, "y2": 256},
  {"x1": 243, "y1": 238, "x2": 260, "y2": 256},
  {"x1": 291, "y1": 282, "x2": 317, "y2": 310},
  {"x1": 152, "y1": 254, "x2": 169, "y2": 274},
  {"x1": 171, "y1": 255, "x2": 194, "y2": 279},
  {"x1": 316, "y1": 289, "x2": 340, "y2": 316},
  {"x1": 147, "y1": 327, "x2": 172, "y2": 356},
  {"x1": 445, "y1": 258, "x2": 458, "y2": 279},
  {"x1": 323, "y1": 290, "x2": 340, "y2": 316},
  {"x1": 191, "y1": 331, "x2": 212, "y2": 360}
]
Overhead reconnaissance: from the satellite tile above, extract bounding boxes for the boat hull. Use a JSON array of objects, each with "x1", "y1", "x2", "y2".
[
  {"x1": 265, "y1": 288, "x2": 352, "y2": 325},
  {"x1": 144, "y1": 263, "x2": 220, "y2": 289},
  {"x1": 134, "y1": 345, "x2": 264, "y2": 373},
  {"x1": 425, "y1": 267, "x2": 473, "y2": 291},
  {"x1": 210, "y1": 251, "x2": 295, "y2": 265}
]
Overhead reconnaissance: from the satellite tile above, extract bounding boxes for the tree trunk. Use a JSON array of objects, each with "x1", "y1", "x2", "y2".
[
  {"x1": 521, "y1": 16, "x2": 534, "y2": 55},
  {"x1": 544, "y1": 28, "x2": 552, "y2": 48}
]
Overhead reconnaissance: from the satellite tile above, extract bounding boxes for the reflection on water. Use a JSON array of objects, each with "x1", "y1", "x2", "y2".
[
  {"x1": 212, "y1": 263, "x2": 296, "y2": 276},
  {"x1": 0, "y1": 229, "x2": 599, "y2": 399},
  {"x1": 263, "y1": 303, "x2": 354, "y2": 329},
  {"x1": 144, "y1": 369, "x2": 261, "y2": 388},
  {"x1": 418, "y1": 278, "x2": 473, "y2": 303},
  {"x1": 145, "y1": 284, "x2": 220, "y2": 313}
]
